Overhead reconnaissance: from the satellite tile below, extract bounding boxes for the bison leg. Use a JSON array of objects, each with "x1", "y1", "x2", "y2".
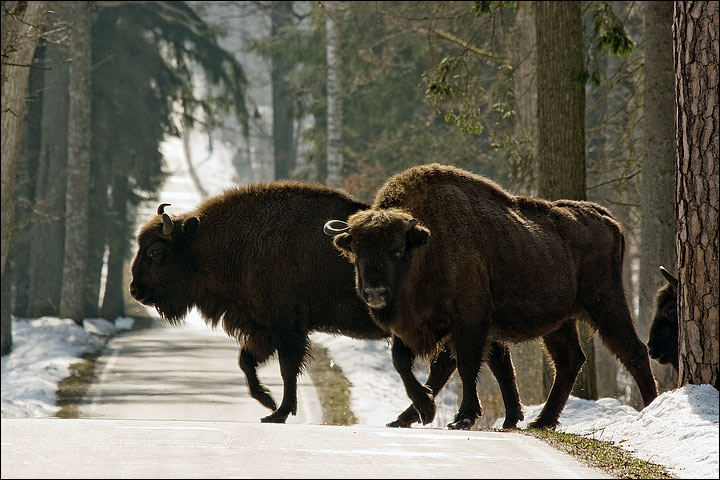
[
  {"x1": 238, "y1": 348, "x2": 277, "y2": 411},
  {"x1": 260, "y1": 334, "x2": 308, "y2": 424},
  {"x1": 527, "y1": 321, "x2": 585, "y2": 430},
  {"x1": 390, "y1": 336, "x2": 436, "y2": 425},
  {"x1": 589, "y1": 296, "x2": 658, "y2": 407},
  {"x1": 387, "y1": 344, "x2": 456, "y2": 428},
  {"x1": 487, "y1": 341, "x2": 524, "y2": 429},
  {"x1": 447, "y1": 323, "x2": 486, "y2": 430}
]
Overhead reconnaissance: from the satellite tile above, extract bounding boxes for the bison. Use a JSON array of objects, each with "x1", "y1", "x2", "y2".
[
  {"x1": 325, "y1": 163, "x2": 658, "y2": 430},
  {"x1": 648, "y1": 266, "x2": 679, "y2": 371},
  {"x1": 130, "y1": 181, "x2": 522, "y2": 427}
]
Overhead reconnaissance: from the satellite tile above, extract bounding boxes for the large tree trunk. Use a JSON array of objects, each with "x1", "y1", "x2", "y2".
[
  {"x1": 59, "y1": 1, "x2": 93, "y2": 322},
  {"x1": 271, "y1": 1, "x2": 296, "y2": 180},
  {"x1": 535, "y1": 1, "x2": 597, "y2": 400},
  {"x1": 640, "y1": 1, "x2": 677, "y2": 393},
  {"x1": 325, "y1": 1, "x2": 343, "y2": 188},
  {"x1": 673, "y1": 0, "x2": 719, "y2": 389},
  {"x1": 1, "y1": 1, "x2": 48, "y2": 279},
  {"x1": 27, "y1": 4, "x2": 70, "y2": 318},
  {"x1": 1, "y1": 1, "x2": 48, "y2": 355}
]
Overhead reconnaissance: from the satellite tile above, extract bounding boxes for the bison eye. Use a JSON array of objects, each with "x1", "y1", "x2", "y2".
[
  {"x1": 148, "y1": 247, "x2": 163, "y2": 259},
  {"x1": 393, "y1": 249, "x2": 403, "y2": 258}
]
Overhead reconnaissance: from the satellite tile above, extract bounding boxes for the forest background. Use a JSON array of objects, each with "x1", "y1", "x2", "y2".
[{"x1": 1, "y1": 0, "x2": 718, "y2": 414}]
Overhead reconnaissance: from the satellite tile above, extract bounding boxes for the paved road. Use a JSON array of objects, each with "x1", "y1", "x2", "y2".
[
  {"x1": 1, "y1": 418, "x2": 610, "y2": 478},
  {"x1": 80, "y1": 312, "x2": 323, "y2": 424},
  {"x1": 0, "y1": 313, "x2": 611, "y2": 478}
]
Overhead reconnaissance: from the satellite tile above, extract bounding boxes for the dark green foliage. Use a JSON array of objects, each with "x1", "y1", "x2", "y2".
[{"x1": 252, "y1": 2, "x2": 502, "y2": 202}]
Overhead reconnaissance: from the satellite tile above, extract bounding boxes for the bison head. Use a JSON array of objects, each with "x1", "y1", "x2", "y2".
[
  {"x1": 129, "y1": 203, "x2": 200, "y2": 323},
  {"x1": 647, "y1": 266, "x2": 678, "y2": 370},
  {"x1": 324, "y1": 208, "x2": 430, "y2": 311}
]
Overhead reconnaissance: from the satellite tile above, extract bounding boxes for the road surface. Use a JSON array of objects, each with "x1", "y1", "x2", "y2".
[
  {"x1": 1, "y1": 418, "x2": 610, "y2": 478},
  {"x1": 79, "y1": 313, "x2": 322, "y2": 424},
  {"x1": 0, "y1": 315, "x2": 611, "y2": 478}
]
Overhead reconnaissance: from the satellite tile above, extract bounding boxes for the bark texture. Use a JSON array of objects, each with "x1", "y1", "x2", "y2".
[{"x1": 674, "y1": 0, "x2": 719, "y2": 389}]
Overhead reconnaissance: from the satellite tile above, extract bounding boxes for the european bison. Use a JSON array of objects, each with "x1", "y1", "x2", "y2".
[
  {"x1": 648, "y1": 266, "x2": 679, "y2": 371},
  {"x1": 325, "y1": 163, "x2": 658, "y2": 430},
  {"x1": 129, "y1": 181, "x2": 522, "y2": 427}
]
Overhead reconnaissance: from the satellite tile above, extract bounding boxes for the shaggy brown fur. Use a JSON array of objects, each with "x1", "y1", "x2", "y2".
[
  {"x1": 129, "y1": 181, "x2": 520, "y2": 426},
  {"x1": 329, "y1": 164, "x2": 658, "y2": 430}
]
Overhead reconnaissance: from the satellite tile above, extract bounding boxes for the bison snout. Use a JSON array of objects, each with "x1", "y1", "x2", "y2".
[{"x1": 363, "y1": 287, "x2": 388, "y2": 309}]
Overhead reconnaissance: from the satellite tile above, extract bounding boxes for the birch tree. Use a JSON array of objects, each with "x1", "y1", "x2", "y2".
[{"x1": 324, "y1": 1, "x2": 343, "y2": 188}]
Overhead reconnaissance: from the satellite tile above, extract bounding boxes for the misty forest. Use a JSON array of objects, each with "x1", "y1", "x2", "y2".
[{"x1": 1, "y1": 0, "x2": 718, "y2": 422}]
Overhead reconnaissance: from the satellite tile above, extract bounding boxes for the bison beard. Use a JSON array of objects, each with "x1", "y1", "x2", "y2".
[
  {"x1": 129, "y1": 181, "x2": 523, "y2": 427},
  {"x1": 327, "y1": 163, "x2": 658, "y2": 430}
]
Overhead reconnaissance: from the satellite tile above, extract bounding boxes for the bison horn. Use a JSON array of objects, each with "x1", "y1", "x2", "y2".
[
  {"x1": 157, "y1": 203, "x2": 171, "y2": 215},
  {"x1": 162, "y1": 213, "x2": 174, "y2": 236},
  {"x1": 659, "y1": 266, "x2": 678, "y2": 288},
  {"x1": 323, "y1": 220, "x2": 350, "y2": 236}
]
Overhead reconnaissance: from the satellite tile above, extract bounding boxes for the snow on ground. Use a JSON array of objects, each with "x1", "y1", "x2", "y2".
[{"x1": 1, "y1": 317, "x2": 132, "y2": 418}]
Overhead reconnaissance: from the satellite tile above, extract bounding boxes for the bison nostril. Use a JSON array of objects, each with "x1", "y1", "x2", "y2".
[
  {"x1": 129, "y1": 283, "x2": 138, "y2": 297},
  {"x1": 363, "y1": 287, "x2": 387, "y2": 303}
]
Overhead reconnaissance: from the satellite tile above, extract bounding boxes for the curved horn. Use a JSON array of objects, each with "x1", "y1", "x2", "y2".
[
  {"x1": 323, "y1": 220, "x2": 350, "y2": 236},
  {"x1": 157, "y1": 203, "x2": 171, "y2": 215},
  {"x1": 659, "y1": 266, "x2": 678, "y2": 288},
  {"x1": 162, "y1": 213, "x2": 174, "y2": 236}
]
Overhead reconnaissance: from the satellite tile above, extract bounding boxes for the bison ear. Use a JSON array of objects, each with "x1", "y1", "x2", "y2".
[
  {"x1": 407, "y1": 224, "x2": 430, "y2": 249},
  {"x1": 182, "y1": 217, "x2": 199, "y2": 236},
  {"x1": 333, "y1": 232, "x2": 353, "y2": 256}
]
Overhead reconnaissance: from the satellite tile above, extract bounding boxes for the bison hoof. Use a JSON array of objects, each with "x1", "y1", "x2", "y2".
[
  {"x1": 261, "y1": 411, "x2": 289, "y2": 423},
  {"x1": 387, "y1": 405, "x2": 421, "y2": 428},
  {"x1": 502, "y1": 410, "x2": 525, "y2": 429},
  {"x1": 447, "y1": 417, "x2": 475, "y2": 430},
  {"x1": 527, "y1": 418, "x2": 558, "y2": 430}
]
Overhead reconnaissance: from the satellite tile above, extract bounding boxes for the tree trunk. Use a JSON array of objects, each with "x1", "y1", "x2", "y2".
[
  {"x1": 59, "y1": 1, "x2": 93, "y2": 322},
  {"x1": 100, "y1": 174, "x2": 130, "y2": 321},
  {"x1": 673, "y1": 0, "x2": 719, "y2": 389},
  {"x1": 271, "y1": 1, "x2": 296, "y2": 180},
  {"x1": 1, "y1": 1, "x2": 48, "y2": 279},
  {"x1": 640, "y1": 1, "x2": 678, "y2": 393},
  {"x1": 27, "y1": 4, "x2": 70, "y2": 318},
  {"x1": 535, "y1": 1, "x2": 597, "y2": 400},
  {"x1": 325, "y1": 1, "x2": 343, "y2": 188},
  {"x1": 1, "y1": 1, "x2": 47, "y2": 355}
]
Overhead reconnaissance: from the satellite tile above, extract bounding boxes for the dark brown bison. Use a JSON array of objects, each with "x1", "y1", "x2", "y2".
[
  {"x1": 325, "y1": 163, "x2": 658, "y2": 430},
  {"x1": 130, "y1": 181, "x2": 522, "y2": 427},
  {"x1": 648, "y1": 266, "x2": 679, "y2": 371}
]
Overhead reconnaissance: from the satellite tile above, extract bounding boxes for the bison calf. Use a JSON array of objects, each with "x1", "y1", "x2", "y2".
[
  {"x1": 648, "y1": 266, "x2": 679, "y2": 371},
  {"x1": 130, "y1": 181, "x2": 521, "y2": 427},
  {"x1": 326, "y1": 163, "x2": 658, "y2": 430}
]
